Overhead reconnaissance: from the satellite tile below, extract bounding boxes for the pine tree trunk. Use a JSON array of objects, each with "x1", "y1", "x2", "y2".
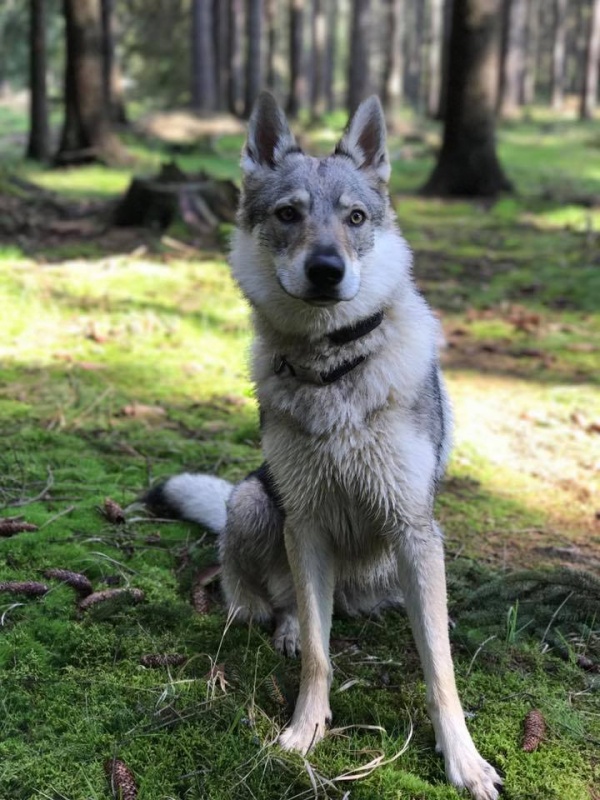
[
  {"x1": 551, "y1": 0, "x2": 568, "y2": 109},
  {"x1": 310, "y1": 0, "x2": 327, "y2": 119},
  {"x1": 428, "y1": 0, "x2": 444, "y2": 116},
  {"x1": 265, "y1": 0, "x2": 278, "y2": 91},
  {"x1": 213, "y1": 0, "x2": 230, "y2": 110},
  {"x1": 191, "y1": 0, "x2": 217, "y2": 111},
  {"x1": 287, "y1": 0, "x2": 305, "y2": 116},
  {"x1": 244, "y1": 0, "x2": 263, "y2": 117},
  {"x1": 499, "y1": 0, "x2": 528, "y2": 114},
  {"x1": 324, "y1": 0, "x2": 338, "y2": 110},
  {"x1": 381, "y1": 0, "x2": 404, "y2": 117},
  {"x1": 422, "y1": 0, "x2": 513, "y2": 196},
  {"x1": 228, "y1": 0, "x2": 244, "y2": 115},
  {"x1": 347, "y1": 0, "x2": 371, "y2": 113},
  {"x1": 436, "y1": 0, "x2": 454, "y2": 119},
  {"x1": 26, "y1": 0, "x2": 49, "y2": 161},
  {"x1": 100, "y1": 0, "x2": 127, "y2": 124},
  {"x1": 56, "y1": 0, "x2": 125, "y2": 164},
  {"x1": 522, "y1": 0, "x2": 539, "y2": 104},
  {"x1": 580, "y1": 0, "x2": 600, "y2": 118}
]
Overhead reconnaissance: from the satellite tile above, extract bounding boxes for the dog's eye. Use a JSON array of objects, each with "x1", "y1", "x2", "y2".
[
  {"x1": 348, "y1": 210, "x2": 366, "y2": 226},
  {"x1": 276, "y1": 206, "x2": 300, "y2": 223}
]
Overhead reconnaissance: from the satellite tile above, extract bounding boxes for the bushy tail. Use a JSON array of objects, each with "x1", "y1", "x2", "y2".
[{"x1": 144, "y1": 473, "x2": 234, "y2": 534}]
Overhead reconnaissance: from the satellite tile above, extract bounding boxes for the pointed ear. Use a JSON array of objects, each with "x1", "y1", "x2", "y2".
[
  {"x1": 242, "y1": 92, "x2": 300, "y2": 173},
  {"x1": 334, "y1": 96, "x2": 390, "y2": 183}
]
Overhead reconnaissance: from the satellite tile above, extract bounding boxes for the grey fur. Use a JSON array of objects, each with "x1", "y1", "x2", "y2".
[{"x1": 148, "y1": 94, "x2": 502, "y2": 800}]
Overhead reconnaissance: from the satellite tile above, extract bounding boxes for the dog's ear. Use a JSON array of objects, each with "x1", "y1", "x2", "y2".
[
  {"x1": 242, "y1": 92, "x2": 300, "y2": 173},
  {"x1": 334, "y1": 96, "x2": 391, "y2": 183}
]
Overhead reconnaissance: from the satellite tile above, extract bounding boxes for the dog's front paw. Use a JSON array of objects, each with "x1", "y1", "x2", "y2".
[
  {"x1": 278, "y1": 715, "x2": 330, "y2": 755},
  {"x1": 445, "y1": 747, "x2": 502, "y2": 800}
]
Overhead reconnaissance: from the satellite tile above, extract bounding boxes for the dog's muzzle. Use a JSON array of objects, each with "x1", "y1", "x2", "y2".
[{"x1": 304, "y1": 248, "x2": 345, "y2": 297}]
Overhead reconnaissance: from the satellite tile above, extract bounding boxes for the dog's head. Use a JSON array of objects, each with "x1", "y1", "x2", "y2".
[{"x1": 233, "y1": 93, "x2": 408, "y2": 327}]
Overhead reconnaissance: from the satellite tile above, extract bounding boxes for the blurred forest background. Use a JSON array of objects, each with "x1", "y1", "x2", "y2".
[{"x1": 0, "y1": 2, "x2": 599, "y2": 799}]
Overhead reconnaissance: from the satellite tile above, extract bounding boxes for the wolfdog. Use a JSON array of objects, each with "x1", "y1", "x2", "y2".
[{"x1": 146, "y1": 93, "x2": 502, "y2": 799}]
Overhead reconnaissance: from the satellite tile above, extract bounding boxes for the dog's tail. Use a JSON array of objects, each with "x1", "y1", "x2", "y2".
[{"x1": 144, "y1": 473, "x2": 234, "y2": 534}]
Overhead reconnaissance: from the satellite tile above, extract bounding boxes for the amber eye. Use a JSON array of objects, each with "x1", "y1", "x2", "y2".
[
  {"x1": 276, "y1": 206, "x2": 300, "y2": 223},
  {"x1": 349, "y1": 209, "x2": 366, "y2": 226}
]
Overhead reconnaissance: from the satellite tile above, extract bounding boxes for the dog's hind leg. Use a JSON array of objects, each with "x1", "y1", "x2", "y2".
[{"x1": 397, "y1": 521, "x2": 502, "y2": 800}]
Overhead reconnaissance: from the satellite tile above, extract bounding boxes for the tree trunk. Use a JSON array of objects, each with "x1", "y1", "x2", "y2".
[
  {"x1": 310, "y1": 0, "x2": 327, "y2": 119},
  {"x1": 191, "y1": 0, "x2": 217, "y2": 111},
  {"x1": 580, "y1": 0, "x2": 600, "y2": 118},
  {"x1": 26, "y1": 0, "x2": 49, "y2": 161},
  {"x1": 436, "y1": 0, "x2": 454, "y2": 119},
  {"x1": 551, "y1": 0, "x2": 568, "y2": 109},
  {"x1": 265, "y1": 0, "x2": 278, "y2": 91},
  {"x1": 100, "y1": 0, "x2": 127, "y2": 125},
  {"x1": 213, "y1": 0, "x2": 230, "y2": 110},
  {"x1": 422, "y1": 0, "x2": 513, "y2": 197},
  {"x1": 56, "y1": 0, "x2": 124, "y2": 164},
  {"x1": 522, "y1": 0, "x2": 539, "y2": 104},
  {"x1": 498, "y1": 0, "x2": 528, "y2": 114},
  {"x1": 380, "y1": 0, "x2": 404, "y2": 117},
  {"x1": 287, "y1": 0, "x2": 305, "y2": 117},
  {"x1": 228, "y1": 0, "x2": 244, "y2": 115},
  {"x1": 428, "y1": 0, "x2": 445, "y2": 116},
  {"x1": 347, "y1": 0, "x2": 371, "y2": 113},
  {"x1": 324, "y1": 0, "x2": 338, "y2": 111},
  {"x1": 244, "y1": 0, "x2": 263, "y2": 117}
]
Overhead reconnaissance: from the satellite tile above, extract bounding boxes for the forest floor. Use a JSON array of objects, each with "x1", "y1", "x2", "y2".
[{"x1": 0, "y1": 104, "x2": 599, "y2": 800}]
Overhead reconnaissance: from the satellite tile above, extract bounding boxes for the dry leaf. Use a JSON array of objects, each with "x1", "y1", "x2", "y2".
[
  {"x1": 121, "y1": 403, "x2": 166, "y2": 419},
  {"x1": 205, "y1": 662, "x2": 228, "y2": 692}
]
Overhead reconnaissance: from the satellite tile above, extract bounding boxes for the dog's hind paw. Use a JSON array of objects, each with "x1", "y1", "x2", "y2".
[
  {"x1": 272, "y1": 613, "x2": 301, "y2": 658},
  {"x1": 446, "y1": 751, "x2": 503, "y2": 800}
]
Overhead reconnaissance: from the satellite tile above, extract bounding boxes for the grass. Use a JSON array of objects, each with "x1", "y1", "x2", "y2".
[{"x1": 0, "y1": 105, "x2": 599, "y2": 799}]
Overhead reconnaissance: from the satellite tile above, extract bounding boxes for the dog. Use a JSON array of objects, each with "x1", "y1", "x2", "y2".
[{"x1": 146, "y1": 93, "x2": 502, "y2": 800}]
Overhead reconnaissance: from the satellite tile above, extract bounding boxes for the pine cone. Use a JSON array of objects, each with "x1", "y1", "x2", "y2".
[
  {"x1": 191, "y1": 584, "x2": 210, "y2": 614},
  {"x1": 0, "y1": 519, "x2": 38, "y2": 537},
  {"x1": 522, "y1": 709, "x2": 546, "y2": 752},
  {"x1": 140, "y1": 653, "x2": 187, "y2": 668},
  {"x1": 43, "y1": 568, "x2": 93, "y2": 597},
  {"x1": 0, "y1": 581, "x2": 48, "y2": 597},
  {"x1": 104, "y1": 758, "x2": 138, "y2": 800},
  {"x1": 102, "y1": 498, "x2": 126, "y2": 524},
  {"x1": 79, "y1": 588, "x2": 145, "y2": 611}
]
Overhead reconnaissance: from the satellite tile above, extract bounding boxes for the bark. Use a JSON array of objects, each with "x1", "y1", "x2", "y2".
[
  {"x1": 580, "y1": 0, "x2": 600, "y2": 118},
  {"x1": 380, "y1": 0, "x2": 404, "y2": 116},
  {"x1": 428, "y1": 0, "x2": 445, "y2": 116},
  {"x1": 265, "y1": 0, "x2": 278, "y2": 91},
  {"x1": 56, "y1": 0, "x2": 125, "y2": 164},
  {"x1": 100, "y1": 0, "x2": 127, "y2": 125},
  {"x1": 347, "y1": 0, "x2": 371, "y2": 113},
  {"x1": 213, "y1": 0, "x2": 230, "y2": 109},
  {"x1": 228, "y1": 0, "x2": 244, "y2": 115},
  {"x1": 422, "y1": 0, "x2": 513, "y2": 197},
  {"x1": 27, "y1": 0, "x2": 50, "y2": 161},
  {"x1": 310, "y1": 0, "x2": 327, "y2": 119},
  {"x1": 244, "y1": 0, "x2": 263, "y2": 117},
  {"x1": 287, "y1": 0, "x2": 305, "y2": 116},
  {"x1": 191, "y1": 0, "x2": 217, "y2": 111},
  {"x1": 498, "y1": 0, "x2": 528, "y2": 114},
  {"x1": 436, "y1": 0, "x2": 455, "y2": 119},
  {"x1": 522, "y1": 0, "x2": 539, "y2": 104},
  {"x1": 324, "y1": 0, "x2": 338, "y2": 110},
  {"x1": 551, "y1": 0, "x2": 568, "y2": 109}
]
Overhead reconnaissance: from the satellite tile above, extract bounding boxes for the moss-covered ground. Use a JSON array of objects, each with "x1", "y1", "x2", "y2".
[{"x1": 0, "y1": 104, "x2": 599, "y2": 799}]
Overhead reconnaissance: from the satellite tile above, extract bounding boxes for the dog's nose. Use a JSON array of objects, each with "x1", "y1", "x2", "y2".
[{"x1": 305, "y1": 249, "x2": 345, "y2": 290}]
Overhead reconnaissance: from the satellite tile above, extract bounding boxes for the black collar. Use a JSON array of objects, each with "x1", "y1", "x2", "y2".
[{"x1": 273, "y1": 310, "x2": 384, "y2": 385}]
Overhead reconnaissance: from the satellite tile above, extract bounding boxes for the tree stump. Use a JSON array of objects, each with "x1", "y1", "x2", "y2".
[{"x1": 112, "y1": 161, "x2": 239, "y2": 232}]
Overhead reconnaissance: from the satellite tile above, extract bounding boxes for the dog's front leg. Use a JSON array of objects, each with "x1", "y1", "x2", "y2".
[
  {"x1": 278, "y1": 522, "x2": 334, "y2": 755},
  {"x1": 398, "y1": 522, "x2": 502, "y2": 800}
]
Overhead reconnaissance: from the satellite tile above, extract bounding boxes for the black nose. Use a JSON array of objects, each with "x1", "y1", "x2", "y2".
[{"x1": 305, "y1": 248, "x2": 345, "y2": 291}]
